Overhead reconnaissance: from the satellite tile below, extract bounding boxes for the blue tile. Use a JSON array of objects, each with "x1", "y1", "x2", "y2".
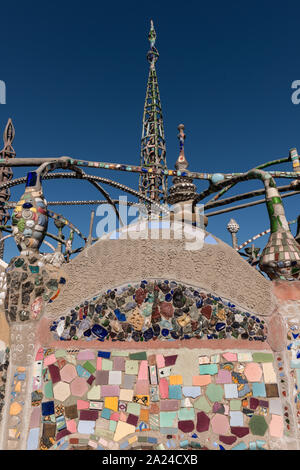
[
  {"x1": 252, "y1": 382, "x2": 266, "y2": 397},
  {"x1": 97, "y1": 351, "x2": 111, "y2": 358}
]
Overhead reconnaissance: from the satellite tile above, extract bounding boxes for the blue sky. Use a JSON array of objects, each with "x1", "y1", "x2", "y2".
[{"x1": 1, "y1": 0, "x2": 300, "y2": 262}]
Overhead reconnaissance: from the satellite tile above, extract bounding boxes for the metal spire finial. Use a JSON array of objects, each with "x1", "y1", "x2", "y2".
[
  {"x1": 0, "y1": 118, "x2": 16, "y2": 259},
  {"x1": 147, "y1": 20, "x2": 159, "y2": 68},
  {"x1": 139, "y1": 20, "x2": 167, "y2": 204},
  {"x1": 175, "y1": 124, "x2": 189, "y2": 170},
  {"x1": 1, "y1": 118, "x2": 15, "y2": 156},
  {"x1": 167, "y1": 125, "x2": 196, "y2": 205}
]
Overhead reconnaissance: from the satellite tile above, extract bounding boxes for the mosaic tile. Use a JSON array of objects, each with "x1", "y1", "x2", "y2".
[
  {"x1": 29, "y1": 347, "x2": 283, "y2": 450},
  {"x1": 262, "y1": 363, "x2": 277, "y2": 384},
  {"x1": 49, "y1": 282, "x2": 267, "y2": 344},
  {"x1": 252, "y1": 382, "x2": 266, "y2": 397},
  {"x1": 119, "y1": 389, "x2": 133, "y2": 401}
]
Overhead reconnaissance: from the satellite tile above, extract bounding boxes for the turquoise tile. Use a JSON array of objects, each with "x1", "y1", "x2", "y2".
[
  {"x1": 199, "y1": 364, "x2": 218, "y2": 375},
  {"x1": 178, "y1": 408, "x2": 195, "y2": 421},
  {"x1": 76, "y1": 364, "x2": 91, "y2": 379},
  {"x1": 101, "y1": 408, "x2": 112, "y2": 420},
  {"x1": 252, "y1": 382, "x2": 266, "y2": 397},
  {"x1": 160, "y1": 412, "x2": 177, "y2": 427},
  {"x1": 169, "y1": 385, "x2": 182, "y2": 399},
  {"x1": 232, "y1": 442, "x2": 247, "y2": 450}
]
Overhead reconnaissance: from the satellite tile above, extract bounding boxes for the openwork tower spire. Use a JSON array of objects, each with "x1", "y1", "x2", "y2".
[
  {"x1": 0, "y1": 118, "x2": 15, "y2": 259},
  {"x1": 139, "y1": 20, "x2": 167, "y2": 204}
]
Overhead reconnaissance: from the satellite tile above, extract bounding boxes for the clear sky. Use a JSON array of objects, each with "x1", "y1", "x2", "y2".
[{"x1": 0, "y1": 0, "x2": 300, "y2": 262}]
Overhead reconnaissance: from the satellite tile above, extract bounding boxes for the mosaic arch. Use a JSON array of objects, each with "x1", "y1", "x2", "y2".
[{"x1": 49, "y1": 280, "x2": 268, "y2": 344}]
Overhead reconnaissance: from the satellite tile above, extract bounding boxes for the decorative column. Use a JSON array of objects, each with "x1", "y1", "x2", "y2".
[
  {"x1": 253, "y1": 169, "x2": 300, "y2": 280},
  {"x1": 0, "y1": 171, "x2": 66, "y2": 449}
]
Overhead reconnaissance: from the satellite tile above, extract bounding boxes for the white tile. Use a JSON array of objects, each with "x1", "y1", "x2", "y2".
[
  {"x1": 109, "y1": 370, "x2": 122, "y2": 385},
  {"x1": 224, "y1": 383, "x2": 238, "y2": 399},
  {"x1": 230, "y1": 411, "x2": 244, "y2": 426}
]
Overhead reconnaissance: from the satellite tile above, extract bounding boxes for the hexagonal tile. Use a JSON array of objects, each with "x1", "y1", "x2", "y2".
[
  {"x1": 211, "y1": 414, "x2": 230, "y2": 434},
  {"x1": 60, "y1": 364, "x2": 77, "y2": 383},
  {"x1": 70, "y1": 377, "x2": 88, "y2": 397},
  {"x1": 206, "y1": 383, "x2": 224, "y2": 402},
  {"x1": 53, "y1": 381, "x2": 71, "y2": 402},
  {"x1": 244, "y1": 363, "x2": 262, "y2": 382},
  {"x1": 249, "y1": 415, "x2": 268, "y2": 436}
]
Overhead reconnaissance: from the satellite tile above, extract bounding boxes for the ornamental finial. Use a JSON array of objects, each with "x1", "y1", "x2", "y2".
[
  {"x1": 227, "y1": 218, "x2": 240, "y2": 233},
  {"x1": 147, "y1": 20, "x2": 159, "y2": 67},
  {"x1": 1, "y1": 118, "x2": 15, "y2": 156},
  {"x1": 227, "y1": 218, "x2": 239, "y2": 250},
  {"x1": 175, "y1": 124, "x2": 189, "y2": 170}
]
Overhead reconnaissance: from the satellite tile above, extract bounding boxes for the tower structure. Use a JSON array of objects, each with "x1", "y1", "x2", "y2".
[
  {"x1": 0, "y1": 118, "x2": 15, "y2": 259},
  {"x1": 167, "y1": 124, "x2": 196, "y2": 205},
  {"x1": 139, "y1": 20, "x2": 167, "y2": 204}
]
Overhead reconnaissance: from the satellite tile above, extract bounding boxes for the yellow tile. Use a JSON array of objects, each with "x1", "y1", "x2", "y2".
[
  {"x1": 140, "y1": 409, "x2": 149, "y2": 422},
  {"x1": 17, "y1": 367, "x2": 25, "y2": 372},
  {"x1": 15, "y1": 381, "x2": 21, "y2": 393},
  {"x1": 169, "y1": 375, "x2": 183, "y2": 385},
  {"x1": 9, "y1": 402, "x2": 22, "y2": 416},
  {"x1": 104, "y1": 397, "x2": 118, "y2": 412},
  {"x1": 128, "y1": 435, "x2": 138, "y2": 444},
  {"x1": 114, "y1": 422, "x2": 136, "y2": 442}
]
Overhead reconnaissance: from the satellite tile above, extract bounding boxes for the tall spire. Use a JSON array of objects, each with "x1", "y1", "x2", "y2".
[
  {"x1": 139, "y1": 20, "x2": 167, "y2": 204},
  {"x1": 0, "y1": 118, "x2": 16, "y2": 259}
]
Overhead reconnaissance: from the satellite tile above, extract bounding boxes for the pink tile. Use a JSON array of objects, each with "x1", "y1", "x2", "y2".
[
  {"x1": 269, "y1": 415, "x2": 284, "y2": 438},
  {"x1": 211, "y1": 414, "x2": 230, "y2": 434},
  {"x1": 77, "y1": 400, "x2": 89, "y2": 410},
  {"x1": 222, "y1": 353, "x2": 237, "y2": 362},
  {"x1": 138, "y1": 361, "x2": 149, "y2": 381},
  {"x1": 215, "y1": 369, "x2": 232, "y2": 384},
  {"x1": 101, "y1": 385, "x2": 120, "y2": 397},
  {"x1": 29, "y1": 407, "x2": 41, "y2": 428},
  {"x1": 119, "y1": 412, "x2": 127, "y2": 422},
  {"x1": 97, "y1": 357, "x2": 102, "y2": 370},
  {"x1": 44, "y1": 354, "x2": 56, "y2": 366},
  {"x1": 110, "y1": 412, "x2": 120, "y2": 421},
  {"x1": 159, "y1": 378, "x2": 169, "y2": 399},
  {"x1": 156, "y1": 354, "x2": 165, "y2": 368},
  {"x1": 66, "y1": 419, "x2": 77, "y2": 433},
  {"x1": 77, "y1": 350, "x2": 95, "y2": 361},
  {"x1": 135, "y1": 380, "x2": 149, "y2": 395},
  {"x1": 35, "y1": 348, "x2": 44, "y2": 361},
  {"x1": 244, "y1": 363, "x2": 262, "y2": 382},
  {"x1": 113, "y1": 357, "x2": 125, "y2": 371},
  {"x1": 160, "y1": 400, "x2": 179, "y2": 411}
]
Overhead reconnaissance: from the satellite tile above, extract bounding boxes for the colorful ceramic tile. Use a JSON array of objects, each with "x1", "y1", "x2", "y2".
[
  {"x1": 252, "y1": 382, "x2": 266, "y2": 398},
  {"x1": 125, "y1": 360, "x2": 139, "y2": 375},
  {"x1": 199, "y1": 364, "x2": 218, "y2": 375}
]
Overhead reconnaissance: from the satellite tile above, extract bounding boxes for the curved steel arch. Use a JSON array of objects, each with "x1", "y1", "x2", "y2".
[{"x1": 0, "y1": 171, "x2": 171, "y2": 215}]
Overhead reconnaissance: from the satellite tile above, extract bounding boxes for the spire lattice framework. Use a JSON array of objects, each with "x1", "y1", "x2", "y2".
[
  {"x1": 139, "y1": 20, "x2": 167, "y2": 204},
  {"x1": 0, "y1": 118, "x2": 15, "y2": 258}
]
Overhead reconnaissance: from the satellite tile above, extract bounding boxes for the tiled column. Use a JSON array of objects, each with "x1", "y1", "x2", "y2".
[
  {"x1": 0, "y1": 322, "x2": 36, "y2": 450},
  {"x1": 272, "y1": 281, "x2": 300, "y2": 449}
]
